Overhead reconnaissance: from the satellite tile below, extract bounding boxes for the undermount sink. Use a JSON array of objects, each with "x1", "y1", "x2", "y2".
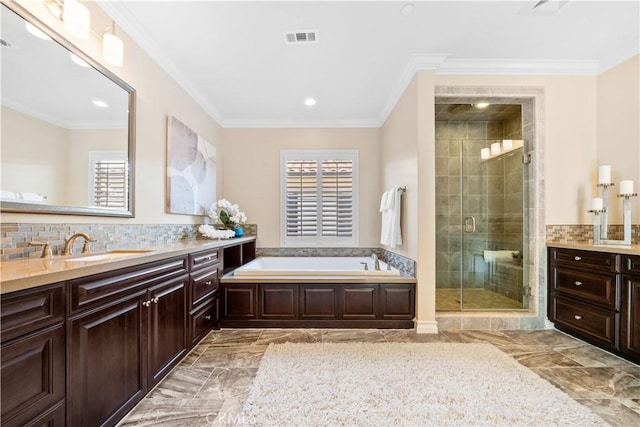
[{"x1": 64, "y1": 249, "x2": 154, "y2": 262}]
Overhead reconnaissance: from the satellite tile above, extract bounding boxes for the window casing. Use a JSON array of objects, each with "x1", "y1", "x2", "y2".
[{"x1": 280, "y1": 150, "x2": 358, "y2": 246}]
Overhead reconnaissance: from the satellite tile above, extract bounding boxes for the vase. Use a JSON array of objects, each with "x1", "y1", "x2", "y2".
[{"x1": 235, "y1": 227, "x2": 244, "y2": 237}]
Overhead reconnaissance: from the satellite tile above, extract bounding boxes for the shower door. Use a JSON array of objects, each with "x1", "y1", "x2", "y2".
[
  {"x1": 461, "y1": 139, "x2": 527, "y2": 310},
  {"x1": 435, "y1": 138, "x2": 528, "y2": 311}
]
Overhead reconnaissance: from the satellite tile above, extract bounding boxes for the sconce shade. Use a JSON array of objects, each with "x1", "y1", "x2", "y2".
[
  {"x1": 63, "y1": 0, "x2": 90, "y2": 39},
  {"x1": 480, "y1": 148, "x2": 490, "y2": 159},
  {"x1": 502, "y1": 139, "x2": 513, "y2": 150},
  {"x1": 103, "y1": 32, "x2": 124, "y2": 66},
  {"x1": 490, "y1": 142, "x2": 501, "y2": 155}
]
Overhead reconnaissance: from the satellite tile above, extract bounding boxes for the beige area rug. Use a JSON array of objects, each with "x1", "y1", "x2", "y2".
[{"x1": 237, "y1": 342, "x2": 607, "y2": 427}]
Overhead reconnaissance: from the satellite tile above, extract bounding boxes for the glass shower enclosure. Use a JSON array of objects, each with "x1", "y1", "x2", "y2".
[{"x1": 435, "y1": 137, "x2": 529, "y2": 311}]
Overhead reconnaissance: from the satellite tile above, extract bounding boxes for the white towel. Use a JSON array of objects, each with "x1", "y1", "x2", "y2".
[
  {"x1": 483, "y1": 250, "x2": 516, "y2": 263},
  {"x1": 380, "y1": 187, "x2": 403, "y2": 248}
]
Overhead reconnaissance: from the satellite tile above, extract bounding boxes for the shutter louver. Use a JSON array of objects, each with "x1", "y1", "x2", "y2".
[
  {"x1": 286, "y1": 160, "x2": 319, "y2": 237},
  {"x1": 93, "y1": 159, "x2": 128, "y2": 209},
  {"x1": 321, "y1": 160, "x2": 353, "y2": 237}
]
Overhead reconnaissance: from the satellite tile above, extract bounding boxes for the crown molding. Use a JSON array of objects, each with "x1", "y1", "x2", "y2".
[
  {"x1": 96, "y1": 1, "x2": 226, "y2": 125},
  {"x1": 598, "y1": 38, "x2": 640, "y2": 73},
  {"x1": 221, "y1": 118, "x2": 380, "y2": 129},
  {"x1": 436, "y1": 59, "x2": 600, "y2": 76}
]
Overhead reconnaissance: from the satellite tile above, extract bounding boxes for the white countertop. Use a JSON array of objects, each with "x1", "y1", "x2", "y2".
[{"x1": 0, "y1": 237, "x2": 256, "y2": 294}]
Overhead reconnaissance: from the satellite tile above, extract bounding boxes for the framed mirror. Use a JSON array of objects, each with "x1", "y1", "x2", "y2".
[{"x1": 0, "y1": 2, "x2": 136, "y2": 217}]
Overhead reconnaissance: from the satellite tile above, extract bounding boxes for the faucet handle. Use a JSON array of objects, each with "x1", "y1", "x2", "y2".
[
  {"x1": 359, "y1": 261, "x2": 369, "y2": 271},
  {"x1": 29, "y1": 241, "x2": 53, "y2": 258},
  {"x1": 81, "y1": 238, "x2": 97, "y2": 254}
]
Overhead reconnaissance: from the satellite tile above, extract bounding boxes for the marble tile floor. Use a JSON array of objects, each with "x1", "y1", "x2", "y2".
[
  {"x1": 436, "y1": 288, "x2": 525, "y2": 311},
  {"x1": 118, "y1": 328, "x2": 640, "y2": 427}
]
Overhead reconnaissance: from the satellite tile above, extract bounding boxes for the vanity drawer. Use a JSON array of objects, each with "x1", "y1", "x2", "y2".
[
  {"x1": 552, "y1": 296, "x2": 617, "y2": 348},
  {"x1": 623, "y1": 255, "x2": 640, "y2": 276},
  {"x1": 190, "y1": 266, "x2": 220, "y2": 307},
  {"x1": 189, "y1": 297, "x2": 218, "y2": 346},
  {"x1": 189, "y1": 248, "x2": 221, "y2": 272},
  {"x1": 1, "y1": 283, "x2": 65, "y2": 342},
  {"x1": 549, "y1": 248, "x2": 619, "y2": 272},
  {"x1": 551, "y1": 265, "x2": 618, "y2": 308}
]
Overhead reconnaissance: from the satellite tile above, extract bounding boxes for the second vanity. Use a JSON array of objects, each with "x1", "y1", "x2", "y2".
[{"x1": 0, "y1": 237, "x2": 256, "y2": 427}]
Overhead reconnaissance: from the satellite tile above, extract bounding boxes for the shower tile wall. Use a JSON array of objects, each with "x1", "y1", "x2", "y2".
[{"x1": 435, "y1": 112, "x2": 523, "y2": 301}]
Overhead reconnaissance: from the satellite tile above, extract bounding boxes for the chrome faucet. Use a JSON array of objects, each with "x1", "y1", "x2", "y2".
[
  {"x1": 62, "y1": 232, "x2": 96, "y2": 256},
  {"x1": 371, "y1": 253, "x2": 381, "y2": 270}
]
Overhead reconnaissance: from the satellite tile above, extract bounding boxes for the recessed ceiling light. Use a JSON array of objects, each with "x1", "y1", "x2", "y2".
[
  {"x1": 475, "y1": 102, "x2": 490, "y2": 109},
  {"x1": 25, "y1": 23, "x2": 51, "y2": 41},
  {"x1": 92, "y1": 100, "x2": 109, "y2": 108},
  {"x1": 401, "y1": 3, "x2": 415, "y2": 16},
  {"x1": 70, "y1": 53, "x2": 90, "y2": 67},
  {"x1": 304, "y1": 97, "x2": 317, "y2": 107}
]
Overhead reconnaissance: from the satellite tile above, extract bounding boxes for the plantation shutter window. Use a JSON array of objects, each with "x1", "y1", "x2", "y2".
[
  {"x1": 281, "y1": 150, "x2": 358, "y2": 246},
  {"x1": 89, "y1": 151, "x2": 128, "y2": 210}
]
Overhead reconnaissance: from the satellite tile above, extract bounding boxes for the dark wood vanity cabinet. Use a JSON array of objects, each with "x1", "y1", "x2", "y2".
[
  {"x1": 221, "y1": 283, "x2": 415, "y2": 328},
  {"x1": 67, "y1": 257, "x2": 189, "y2": 426},
  {"x1": 621, "y1": 255, "x2": 640, "y2": 361},
  {"x1": 548, "y1": 246, "x2": 639, "y2": 364},
  {"x1": 1, "y1": 283, "x2": 66, "y2": 427},
  {"x1": 188, "y1": 248, "x2": 222, "y2": 346}
]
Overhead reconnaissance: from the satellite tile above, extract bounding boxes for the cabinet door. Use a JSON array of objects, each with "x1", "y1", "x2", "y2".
[
  {"x1": 222, "y1": 285, "x2": 257, "y2": 319},
  {"x1": 148, "y1": 279, "x2": 188, "y2": 388},
  {"x1": 189, "y1": 296, "x2": 218, "y2": 347},
  {"x1": 259, "y1": 285, "x2": 298, "y2": 319},
  {"x1": 380, "y1": 285, "x2": 415, "y2": 320},
  {"x1": 621, "y1": 276, "x2": 640, "y2": 363},
  {"x1": 67, "y1": 294, "x2": 146, "y2": 427},
  {"x1": 341, "y1": 285, "x2": 377, "y2": 320},
  {"x1": 299, "y1": 285, "x2": 338, "y2": 319},
  {"x1": 1, "y1": 324, "x2": 65, "y2": 427}
]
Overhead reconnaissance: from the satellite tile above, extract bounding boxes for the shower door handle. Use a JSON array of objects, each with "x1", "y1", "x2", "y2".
[{"x1": 464, "y1": 216, "x2": 476, "y2": 233}]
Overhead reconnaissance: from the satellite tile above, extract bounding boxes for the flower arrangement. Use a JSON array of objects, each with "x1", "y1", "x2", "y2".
[{"x1": 207, "y1": 198, "x2": 247, "y2": 230}]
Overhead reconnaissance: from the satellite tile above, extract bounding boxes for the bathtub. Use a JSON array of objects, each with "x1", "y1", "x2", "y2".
[{"x1": 233, "y1": 257, "x2": 401, "y2": 276}]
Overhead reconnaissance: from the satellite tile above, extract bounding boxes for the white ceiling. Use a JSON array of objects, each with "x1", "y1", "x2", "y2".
[{"x1": 99, "y1": 0, "x2": 640, "y2": 128}]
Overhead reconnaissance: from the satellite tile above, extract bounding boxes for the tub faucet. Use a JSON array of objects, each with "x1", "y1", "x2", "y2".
[
  {"x1": 371, "y1": 254, "x2": 381, "y2": 270},
  {"x1": 62, "y1": 232, "x2": 96, "y2": 256}
]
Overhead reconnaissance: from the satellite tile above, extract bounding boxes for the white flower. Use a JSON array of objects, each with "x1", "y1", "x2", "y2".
[{"x1": 198, "y1": 225, "x2": 235, "y2": 239}]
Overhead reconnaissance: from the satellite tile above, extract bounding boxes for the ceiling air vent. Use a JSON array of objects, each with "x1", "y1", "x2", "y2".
[{"x1": 284, "y1": 30, "x2": 318, "y2": 45}]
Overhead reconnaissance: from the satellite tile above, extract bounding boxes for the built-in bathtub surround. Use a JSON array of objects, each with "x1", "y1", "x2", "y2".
[
  {"x1": 546, "y1": 224, "x2": 640, "y2": 245},
  {"x1": 256, "y1": 247, "x2": 415, "y2": 277},
  {"x1": 0, "y1": 222, "x2": 258, "y2": 260}
]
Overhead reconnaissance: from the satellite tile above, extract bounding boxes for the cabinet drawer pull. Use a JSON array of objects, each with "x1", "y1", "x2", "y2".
[
  {"x1": 574, "y1": 281, "x2": 583, "y2": 286},
  {"x1": 574, "y1": 256, "x2": 582, "y2": 261},
  {"x1": 206, "y1": 256, "x2": 213, "y2": 261},
  {"x1": 142, "y1": 300, "x2": 151, "y2": 307},
  {"x1": 152, "y1": 297, "x2": 159, "y2": 304},
  {"x1": 205, "y1": 281, "x2": 212, "y2": 286},
  {"x1": 205, "y1": 315, "x2": 212, "y2": 320},
  {"x1": 574, "y1": 314, "x2": 582, "y2": 320}
]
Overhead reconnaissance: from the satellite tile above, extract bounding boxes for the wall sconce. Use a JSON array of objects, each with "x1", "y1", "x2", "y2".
[
  {"x1": 490, "y1": 142, "x2": 501, "y2": 155},
  {"x1": 502, "y1": 139, "x2": 513, "y2": 150},
  {"x1": 480, "y1": 148, "x2": 490, "y2": 159},
  {"x1": 42, "y1": 0, "x2": 124, "y2": 67},
  {"x1": 103, "y1": 22, "x2": 124, "y2": 67}
]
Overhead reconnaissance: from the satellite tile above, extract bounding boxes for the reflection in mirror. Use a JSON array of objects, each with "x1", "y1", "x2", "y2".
[{"x1": 0, "y1": 2, "x2": 136, "y2": 217}]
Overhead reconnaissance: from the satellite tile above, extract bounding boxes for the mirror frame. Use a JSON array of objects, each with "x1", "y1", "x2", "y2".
[{"x1": 1, "y1": 1, "x2": 136, "y2": 218}]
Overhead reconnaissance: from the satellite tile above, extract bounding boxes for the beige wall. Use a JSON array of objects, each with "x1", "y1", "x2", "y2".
[
  {"x1": 597, "y1": 54, "x2": 640, "y2": 223},
  {"x1": 434, "y1": 74, "x2": 599, "y2": 226},
  {"x1": 1, "y1": 106, "x2": 70, "y2": 204},
  {"x1": 3, "y1": 0, "x2": 222, "y2": 224},
  {"x1": 222, "y1": 128, "x2": 380, "y2": 248}
]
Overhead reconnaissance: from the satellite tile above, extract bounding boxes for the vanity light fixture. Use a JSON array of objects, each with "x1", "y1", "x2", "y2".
[
  {"x1": 304, "y1": 97, "x2": 317, "y2": 107},
  {"x1": 61, "y1": 0, "x2": 90, "y2": 40},
  {"x1": 102, "y1": 22, "x2": 124, "y2": 67}
]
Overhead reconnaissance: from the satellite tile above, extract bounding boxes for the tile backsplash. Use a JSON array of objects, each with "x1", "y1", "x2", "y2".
[
  {"x1": 546, "y1": 224, "x2": 640, "y2": 245},
  {"x1": 0, "y1": 223, "x2": 258, "y2": 260}
]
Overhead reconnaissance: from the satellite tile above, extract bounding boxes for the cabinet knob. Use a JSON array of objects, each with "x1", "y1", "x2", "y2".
[
  {"x1": 205, "y1": 281, "x2": 212, "y2": 286},
  {"x1": 574, "y1": 256, "x2": 582, "y2": 261},
  {"x1": 574, "y1": 314, "x2": 582, "y2": 320},
  {"x1": 142, "y1": 300, "x2": 151, "y2": 307},
  {"x1": 574, "y1": 281, "x2": 583, "y2": 286},
  {"x1": 205, "y1": 315, "x2": 212, "y2": 320},
  {"x1": 152, "y1": 297, "x2": 159, "y2": 304}
]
